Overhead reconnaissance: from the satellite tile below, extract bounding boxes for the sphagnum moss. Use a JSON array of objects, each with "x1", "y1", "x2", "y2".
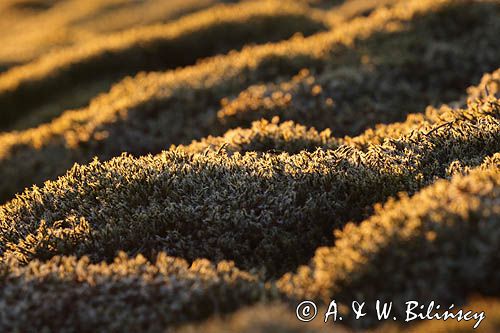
[
  {"x1": 0, "y1": 0, "x2": 499, "y2": 204},
  {"x1": 0, "y1": 94, "x2": 498, "y2": 277}
]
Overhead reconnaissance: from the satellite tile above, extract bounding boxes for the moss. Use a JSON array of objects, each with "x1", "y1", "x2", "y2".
[
  {"x1": 0, "y1": 1, "x2": 499, "y2": 330},
  {"x1": 0, "y1": 0, "x2": 499, "y2": 203},
  {"x1": 1, "y1": 95, "x2": 498, "y2": 277},
  {"x1": 0, "y1": 252, "x2": 265, "y2": 332},
  {"x1": 467, "y1": 67, "x2": 500, "y2": 100},
  {"x1": 0, "y1": 0, "x2": 327, "y2": 130},
  {"x1": 344, "y1": 79, "x2": 500, "y2": 149},
  {"x1": 279, "y1": 154, "x2": 500, "y2": 326},
  {"x1": 178, "y1": 117, "x2": 338, "y2": 155},
  {"x1": 215, "y1": 2, "x2": 500, "y2": 136},
  {"x1": 0, "y1": 0, "x2": 230, "y2": 68},
  {"x1": 177, "y1": 303, "x2": 340, "y2": 333}
]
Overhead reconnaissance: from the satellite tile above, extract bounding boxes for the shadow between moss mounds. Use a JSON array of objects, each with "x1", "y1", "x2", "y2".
[{"x1": 276, "y1": 154, "x2": 500, "y2": 329}]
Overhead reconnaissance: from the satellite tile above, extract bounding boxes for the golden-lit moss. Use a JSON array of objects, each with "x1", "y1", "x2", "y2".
[
  {"x1": 213, "y1": 3, "x2": 500, "y2": 136},
  {"x1": 0, "y1": 0, "x2": 327, "y2": 129},
  {"x1": 467, "y1": 67, "x2": 500, "y2": 100},
  {"x1": 278, "y1": 154, "x2": 500, "y2": 326},
  {"x1": 181, "y1": 84, "x2": 500, "y2": 156},
  {"x1": 343, "y1": 78, "x2": 500, "y2": 149},
  {"x1": 0, "y1": 2, "x2": 499, "y2": 330},
  {"x1": 1, "y1": 95, "x2": 498, "y2": 277},
  {"x1": 0, "y1": 252, "x2": 265, "y2": 332},
  {"x1": 0, "y1": 0, "x2": 499, "y2": 203},
  {"x1": 0, "y1": 0, "x2": 228, "y2": 68},
  {"x1": 178, "y1": 117, "x2": 338, "y2": 155}
]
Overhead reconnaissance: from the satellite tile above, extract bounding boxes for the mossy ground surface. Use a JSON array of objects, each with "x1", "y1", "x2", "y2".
[{"x1": 0, "y1": 0, "x2": 499, "y2": 332}]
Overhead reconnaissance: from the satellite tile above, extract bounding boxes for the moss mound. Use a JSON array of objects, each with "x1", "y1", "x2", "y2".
[
  {"x1": 0, "y1": 252, "x2": 264, "y2": 332},
  {"x1": 279, "y1": 154, "x2": 500, "y2": 325},
  {"x1": 1, "y1": 94, "x2": 498, "y2": 277},
  {"x1": 0, "y1": 0, "x2": 499, "y2": 203}
]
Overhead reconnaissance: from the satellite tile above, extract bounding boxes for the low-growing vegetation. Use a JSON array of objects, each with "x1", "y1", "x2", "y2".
[
  {"x1": 0, "y1": 252, "x2": 265, "y2": 332},
  {"x1": 0, "y1": 0, "x2": 499, "y2": 203},
  {"x1": 1, "y1": 95, "x2": 498, "y2": 277},
  {"x1": 279, "y1": 154, "x2": 500, "y2": 326},
  {"x1": 0, "y1": 0, "x2": 328, "y2": 129},
  {"x1": 0, "y1": 155, "x2": 498, "y2": 331},
  {"x1": 178, "y1": 117, "x2": 339, "y2": 155},
  {"x1": 0, "y1": 0, "x2": 498, "y2": 331},
  {"x1": 0, "y1": 0, "x2": 229, "y2": 68}
]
